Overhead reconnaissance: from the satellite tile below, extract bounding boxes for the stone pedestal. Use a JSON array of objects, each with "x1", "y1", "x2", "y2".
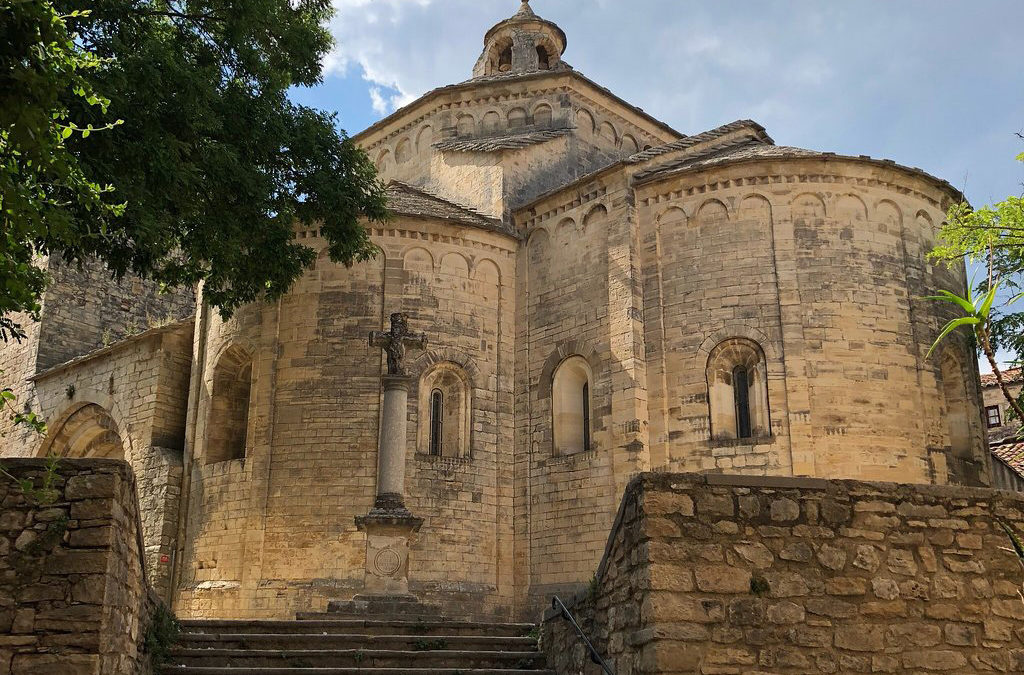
[
  {"x1": 354, "y1": 373, "x2": 422, "y2": 596},
  {"x1": 354, "y1": 511, "x2": 423, "y2": 596}
]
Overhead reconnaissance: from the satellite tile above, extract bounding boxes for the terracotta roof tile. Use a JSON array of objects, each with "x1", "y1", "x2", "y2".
[
  {"x1": 991, "y1": 440, "x2": 1024, "y2": 481},
  {"x1": 981, "y1": 368, "x2": 1024, "y2": 387}
]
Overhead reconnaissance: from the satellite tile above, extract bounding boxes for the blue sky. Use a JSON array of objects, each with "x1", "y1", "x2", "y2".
[{"x1": 292, "y1": 0, "x2": 1024, "y2": 369}]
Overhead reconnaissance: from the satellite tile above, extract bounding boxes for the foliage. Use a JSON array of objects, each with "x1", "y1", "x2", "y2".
[
  {"x1": 927, "y1": 150, "x2": 1024, "y2": 424},
  {"x1": 996, "y1": 519, "x2": 1024, "y2": 605},
  {"x1": 412, "y1": 638, "x2": 448, "y2": 651},
  {"x1": 0, "y1": 454, "x2": 61, "y2": 506},
  {"x1": 749, "y1": 574, "x2": 770, "y2": 597},
  {"x1": 61, "y1": 0, "x2": 390, "y2": 318},
  {"x1": 0, "y1": 369, "x2": 47, "y2": 436},
  {"x1": 2, "y1": 0, "x2": 389, "y2": 435},
  {"x1": 144, "y1": 602, "x2": 181, "y2": 667},
  {"x1": 0, "y1": 1, "x2": 123, "y2": 343}
]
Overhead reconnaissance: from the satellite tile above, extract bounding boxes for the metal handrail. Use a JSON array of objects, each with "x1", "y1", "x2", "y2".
[{"x1": 551, "y1": 596, "x2": 615, "y2": 675}]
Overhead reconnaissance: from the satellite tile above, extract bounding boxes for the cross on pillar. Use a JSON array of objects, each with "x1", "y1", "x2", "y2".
[{"x1": 369, "y1": 313, "x2": 427, "y2": 377}]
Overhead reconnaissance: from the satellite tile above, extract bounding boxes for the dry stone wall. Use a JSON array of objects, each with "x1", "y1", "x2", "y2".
[
  {"x1": 543, "y1": 472, "x2": 1024, "y2": 675},
  {"x1": 0, "y1": 458, "x2": 155, "y2": 675}
]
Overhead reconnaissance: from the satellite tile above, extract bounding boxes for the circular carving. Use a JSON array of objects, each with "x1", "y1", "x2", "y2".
[{"x1": 374, "y1": 547, "x2": 402, "y2": 577}]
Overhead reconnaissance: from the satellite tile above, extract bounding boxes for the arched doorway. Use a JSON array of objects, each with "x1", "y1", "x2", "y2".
[{"x1": 42, "y1": 403, "x2": 126, "y2": 459}]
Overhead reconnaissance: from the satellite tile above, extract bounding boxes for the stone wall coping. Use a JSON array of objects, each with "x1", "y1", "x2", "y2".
[
  {"x1": 542, "y1": 470, "x2": 1024, "y2": 623},
  {"x1": 29, "y1": 316, "x2": 195, "y2": 383},
  {"x1": 0, "y1": 456, "x2": 134, "y2": 474}
]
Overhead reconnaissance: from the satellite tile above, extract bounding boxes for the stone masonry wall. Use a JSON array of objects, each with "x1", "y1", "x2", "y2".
[
  {"x1": 0, "y1": 458, "x2": 154, "y2": 675},
  {"x1": 543, "y1": 472, "x2": 1024, "y2": 675},
  {"x1": 35, "y1": 257, "x2": 194, "y2": 373}
]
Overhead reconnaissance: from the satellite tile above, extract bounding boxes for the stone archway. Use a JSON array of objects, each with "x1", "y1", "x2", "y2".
[{"x1": 42, "y1": 403, "x2": 126, "y2": 459}]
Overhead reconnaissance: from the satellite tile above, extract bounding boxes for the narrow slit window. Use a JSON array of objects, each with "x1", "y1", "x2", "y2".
[
  {"x1": 430, "y1": 389, "x2": 444, "y2": 456},
  {"x1": 582, "y1": 382, "x2": 591, "y2": 451},
  {"x1": 733, "y1": 366, "x2": 752, "y2": 439}
]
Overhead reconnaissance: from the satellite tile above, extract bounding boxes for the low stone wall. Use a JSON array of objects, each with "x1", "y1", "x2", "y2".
[
  {"x1": 542, "y1": 473, "x2": 1024, "y2": 675},
  {"x1": 0, "y1": 458, "x2": 154, "y2": 674}
]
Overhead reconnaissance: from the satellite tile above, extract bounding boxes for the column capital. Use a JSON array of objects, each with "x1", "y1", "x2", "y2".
[{"x1": 381, "y1": 374, "x2": 412, "y2": 391}]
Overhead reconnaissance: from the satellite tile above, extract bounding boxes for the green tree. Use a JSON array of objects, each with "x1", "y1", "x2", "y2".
[
  {"x1": 928, "y1": 149, "x2": 1024, "y2": 426},
  {"x1": 1, "y1": 0, "x2": 389, "y2": 429}
]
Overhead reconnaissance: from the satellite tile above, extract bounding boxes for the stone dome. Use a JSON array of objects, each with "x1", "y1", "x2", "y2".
[{"x1": 472, "y1": 1, "x2": 568, "y2": 78}]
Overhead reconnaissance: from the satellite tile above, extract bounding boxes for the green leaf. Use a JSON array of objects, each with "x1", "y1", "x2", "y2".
[
  {"x1": 978, "y1": 282, "x2": 1001, "y2": 319},
  {"x1": 926, "y1": 317, "x2": 981, "y2": 359},
  {"x1": 997, "y1": 519, "x2": 1024, "y2": 564},
  {"x1": 923, "y1": 290, "x2": 978, "y2": 316}
]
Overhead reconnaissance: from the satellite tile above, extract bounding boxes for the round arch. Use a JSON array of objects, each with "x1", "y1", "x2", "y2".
[{"x1": 41, "y1": 402, "x2": 128, "y2": 460}]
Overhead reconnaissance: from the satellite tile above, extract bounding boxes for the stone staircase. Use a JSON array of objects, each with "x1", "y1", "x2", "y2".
[{"x1": 159, "y1": 597, "x2": 551, "y2": 674}]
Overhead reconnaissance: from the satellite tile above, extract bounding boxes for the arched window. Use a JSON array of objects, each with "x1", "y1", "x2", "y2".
[
  {"x1": 429, "y1": 389, "x2": 444, "y2": 456},
  {"x1": 498, "y1": 45, "x2": 513, "y2": 72},
  {"x1": 207, "y1": 346, "x2": 253, "y2": 464},
  {"x1": 706, "y1": 339, "x2": 770, "y2": 441},
  {"x1": 537, "y1": 46, "x2": 550, "y2": 70},
  {"x1": 552, "y1": 356, "x2": 593, "y2": 455},
  {"x1": 419, "y1": 363, "x2": 471, "y2": 457}
]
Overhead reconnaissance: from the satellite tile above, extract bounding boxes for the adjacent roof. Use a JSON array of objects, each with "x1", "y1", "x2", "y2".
[
  {"x1": 626, "y1": 119, "x2": 772, "y2": 164},
  {"x1": 434, "y1": 127, "x2": 572, "y2": 153},
  {"x1": 634, "y1": 139, "x2": 823, "y2": 183},
  {"x1": 385, "y1": 181, "x2": 512, "y2": 236},
  {"x1": 981, "y1": 368, "x2": 1024, "y2": 388},
  {"x1": 991, "y1": 440, "x2": 1024, "y2": 482},
  {"x1": 31, "y1": 317, "x2": 196, "y2": 382}
]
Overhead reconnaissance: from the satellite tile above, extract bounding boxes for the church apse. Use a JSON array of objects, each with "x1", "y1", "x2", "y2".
[{"x1": 4, "y1": 1, "x2": 987, "y2": 625}]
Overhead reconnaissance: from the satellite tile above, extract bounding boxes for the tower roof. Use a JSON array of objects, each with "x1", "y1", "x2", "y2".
[{"x1": 473, "y1": 1, "x2": 568, "y2": 78}]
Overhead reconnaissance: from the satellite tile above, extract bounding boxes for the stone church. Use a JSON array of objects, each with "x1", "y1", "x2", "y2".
[{"x1": 0, "y1": 1, "x2": 989, "y2": 620}]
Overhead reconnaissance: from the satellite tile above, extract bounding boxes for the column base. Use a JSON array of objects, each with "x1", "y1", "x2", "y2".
[{"x1": 355, "y1": 507, "x2": 423, "y2": 597}]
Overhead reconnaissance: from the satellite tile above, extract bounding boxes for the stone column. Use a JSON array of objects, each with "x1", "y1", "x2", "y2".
[
  {"x1": 354, "y1": 377, "x2": 422, "y2": 599},
  {"x1": 373, "y1": 375, "x2": 411, "y2": 511}
]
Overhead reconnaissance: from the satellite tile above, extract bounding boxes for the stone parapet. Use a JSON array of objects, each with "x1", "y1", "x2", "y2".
[
  {"x1": 543, "y1": 472, "x2": 1024, "y2": 674},
  {"x1": 0, "y1": 458, "x2": 155, "y2": 675}
]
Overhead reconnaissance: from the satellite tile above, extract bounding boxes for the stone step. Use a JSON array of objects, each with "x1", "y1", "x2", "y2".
[
  {"x1": 184, "y1": 619, "x2": 536, "y2": 638},
  {"x1": 325, "y1": 595, "x2": 442, "y2": 617},
  {"x1": 161, "y1": 669, "x2": 554, "y2": 675},
  {"x1": 165, "y1": 648, "x2": 546, "y2": 669},
  {"x1": 178, "y1": 632, "x2": 537, "y2": 652}
]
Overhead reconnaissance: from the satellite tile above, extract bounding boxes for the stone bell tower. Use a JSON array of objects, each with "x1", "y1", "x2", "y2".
[{"x1": 472, "y1": 1, "x2": 568, "y2": 78}]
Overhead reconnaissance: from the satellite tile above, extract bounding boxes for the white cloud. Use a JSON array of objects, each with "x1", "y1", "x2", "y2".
[
  {"x1": 325, "y1": 0, "x2": 447, "y2": 116},
  {"x1": 320, "y1": 0, "x2": 1024, "y2": 211}
]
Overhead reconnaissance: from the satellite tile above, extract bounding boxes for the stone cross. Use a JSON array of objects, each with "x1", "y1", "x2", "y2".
[{"x1": 369, "y1": 313, "x2": 426, "y2": 376}]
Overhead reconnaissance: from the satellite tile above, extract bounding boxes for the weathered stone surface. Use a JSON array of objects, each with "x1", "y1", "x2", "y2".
[
  {"x1": 65, "y1": 474, "x2": 116, "y2": 501},
  {"x1": 0, "y1": 461, "x2": 153, "y2": 675},
  {"x1": 544, "y1": 474, "x2": 1024, "y2": 675}
]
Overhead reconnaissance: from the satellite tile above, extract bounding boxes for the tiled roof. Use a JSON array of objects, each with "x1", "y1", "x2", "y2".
[
  {"x1": 626, "y1": 119, "x2": 772, "y2": 164},
  {"x1": 634, "y1": 139, "x2": 822, "y2": 183},
  {"x1": 433, "y1": 127, "x2": 573, "y2": 153},
  {"x1": 385, "y1": 181, "x2": 512, "y2": 236},
  {"x1": 991, "y1": 440, "x2": 1024, "y2": 481},
  {"x1": 981, "y1": 368, "x2": 1024, "y2": 388}
]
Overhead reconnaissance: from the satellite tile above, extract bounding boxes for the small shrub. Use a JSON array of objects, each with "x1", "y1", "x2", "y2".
[
  {"x1": 144, "y1": 603, "x2": 181, "y2": 667},
  {"x1": 750, "y1": 574, "x2": 770, "y2": 597}
]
